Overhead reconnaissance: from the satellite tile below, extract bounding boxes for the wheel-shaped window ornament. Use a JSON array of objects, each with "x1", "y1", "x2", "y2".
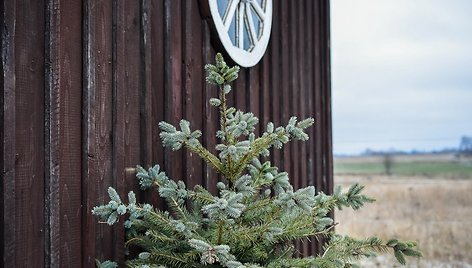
[{"x1": 205, "y1": 0, "x2": 272, "y2": 67}]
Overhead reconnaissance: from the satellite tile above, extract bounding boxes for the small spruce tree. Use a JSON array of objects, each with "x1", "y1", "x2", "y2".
[{"x1": 93, "y1": 53, "x2": 421, "y2": 268}]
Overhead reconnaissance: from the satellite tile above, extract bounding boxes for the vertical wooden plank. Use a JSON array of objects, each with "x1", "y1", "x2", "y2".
[
  {"x1": 1, "y1": 1, "x2": 16, "y2": 266},
  {"x1": 114, "y1": 0, "x2": 143, "y2": 264},
  {"x1": 150, "y1": 0, "x2": 165, "y2": 172},
  {"x1": 269, "y1": 0, "x2": 281, "y2": 168},
  {"x1": 202, "y1": 21, "x2": 218, "y2": 193},
  {"x1": 304, "y1": 0, "x2": 321, "y2": 254},
  {"x1": 313, "y1": 0, "x2": 323, "y2": 196},
  {"x1": 317, "y1": 0, "x2": 326, "y2": 194},
  {"x1": 227, "y1": 70, "x2": 236, "y2": 111},
  {"x1": 297, "y1": 1, "x2": 306, "y2": 189},
  {"x1": 164, "y1": 0, "x2": 184, "y2": 182},
  {"x1": 82, "y1": 0, "x2": 114, "y2": 265},
  {"x1": 147, "y1": 0, "x2": 166, "y2": 209},
  {"x1": 297, "y1": 1, "x2": 314, "y2": 256},
  {"x1": 56, "y1": 0, "x2": 83, "y2": 259},
  {"x1": 44, "y1": 1, "x2": 61, "y2": 263},
  {"x1": 293, "y1": 0, "x2": 309, "y2": 256},
  {"x1": 248, "y1": 65, "x2": 260, "y2": 137},
  {"x1": 259, "y1": 55, "x2": 270, "y2": 138},
  {"x1": 45, "y1": 0, "x2": 83, "y2": 266},
  {"x1": 317, "y1": 1, "x2": 333, "y2": 254},
  {"x1": 305, "y1": 0, "x2": 315, "y2": 196},
  {"x1": 280, "y1": 0, "x2": 290, "y2": 175},
  {"x1": 234, "y1": 68, "x2": 246, "y2": 112},
  {"x1": 314, "y1": 1, "x2": 330, "y2": 253},
  {"x1": 202, "y1": 23, "x2": 219, "y2": 194},
  {"x1": 141, "y1": 0, "x2": 163, "y2": 208},
  {"x1": 287, "y1": 1, "x2": 298, "y2": 256},
  {"x1": 14, "y1": 0, "x2": 46, "y2": 266},
  {"x1": 296, "y1": 0, "x2": 304, "y2": 256},
  {"x1": 141, "y1": 0, "x2": 154, "y2": 171},
  {"x1": 322, "y1": 0, "x2": 333, "y2": 197},
  {"x1": 290, "y1": 0, "x2": 299, "y2": 191},
  {"x1": 183, "y1": 1, "x2": 204, "y2": 188},
  {"x1": 44, "y1": 2, "x2": 61, "y2": 265},
  {"x1": 312, "y1": 0, "x2": 322, "y2": 253}
]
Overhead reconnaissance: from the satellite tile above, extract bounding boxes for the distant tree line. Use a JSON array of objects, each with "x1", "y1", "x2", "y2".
[
  {"x1": 458, "y1": 136, "x2": 472, "y2": 156},
  {"x1": 361, "y1": 148, "x2": 458, "y2": 156},
  {"x1": 359, "y1": 136, "x2": 472, "y2": 157}
]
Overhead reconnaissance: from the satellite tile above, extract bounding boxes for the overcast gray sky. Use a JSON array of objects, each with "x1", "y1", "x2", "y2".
[{"x1": 331, "y1": 0, "x2": 472, "y2": 155}]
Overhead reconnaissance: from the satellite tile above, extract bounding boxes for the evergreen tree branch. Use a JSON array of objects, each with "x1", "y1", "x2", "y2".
[
  {"x1": 232, "y1": 131, "x2": 288, "y2": 181},
  {"x1": 217, "y1": 220, "x2": 224, "y2": 244},
  {"x1": 93, "y1": 52, "x2": 421, "y2": 268},
  {"x1": 219, "y1": 86, "x2": 233, "y2": 144}
]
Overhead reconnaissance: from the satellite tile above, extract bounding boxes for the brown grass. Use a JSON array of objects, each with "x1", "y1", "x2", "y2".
[{"x1": 335, "y1": 175, "x2": 472, "y2": 267}]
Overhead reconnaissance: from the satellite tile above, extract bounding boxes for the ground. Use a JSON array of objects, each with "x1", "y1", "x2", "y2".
[{"x1": 334, "y1": 154, "x2": 472, "y2": 267}]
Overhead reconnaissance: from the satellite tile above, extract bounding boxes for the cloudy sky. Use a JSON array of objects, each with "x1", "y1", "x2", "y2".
[{"x1": 331, "y1": 0, "x2": 472, "y2": 155}]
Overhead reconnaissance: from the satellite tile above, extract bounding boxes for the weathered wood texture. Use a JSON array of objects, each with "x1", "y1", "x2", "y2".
[{"x1": 1, "y1": 0, "x2": 332, "y2": 266}]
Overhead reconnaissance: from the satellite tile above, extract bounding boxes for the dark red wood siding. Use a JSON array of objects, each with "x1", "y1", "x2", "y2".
[{"x1": 1, "y1": 0, "x2": 332, "y2": 267}]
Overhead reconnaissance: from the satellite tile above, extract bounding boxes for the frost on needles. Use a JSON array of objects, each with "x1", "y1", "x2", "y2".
[{"x1": 93, "y1": 53, "x2": 421, "y2": 268}]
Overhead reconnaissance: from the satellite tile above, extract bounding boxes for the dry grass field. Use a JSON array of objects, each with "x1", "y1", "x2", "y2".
[{"x1": 334, "y1": 154, "x2": 472, "y2": 267}]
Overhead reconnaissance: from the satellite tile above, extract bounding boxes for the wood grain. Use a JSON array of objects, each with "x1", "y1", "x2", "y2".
[
  {"x1": 1, "y1": 1, "x2": 17, "y2": 267},
  {"x1": 45, "y1": 0, "x2": 83, "y2": 266},
  {"x1": 14, "y1": 0, "x2": 46, "y2": 266},
  {"x1": 82, "y1": 0, "x2": 114, "y2": 265},
  {"x1": 1, "y1": 1, "x2": 333, "y2": 265}
]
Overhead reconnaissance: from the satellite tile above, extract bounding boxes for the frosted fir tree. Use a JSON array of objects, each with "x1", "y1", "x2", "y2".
[{"x1": 93, "y1": 53, "x2": 421, "y2": 268}]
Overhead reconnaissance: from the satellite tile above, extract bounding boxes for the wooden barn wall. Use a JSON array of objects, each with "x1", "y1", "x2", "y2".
[{"x1": 1, "y1": 0, "x2": 332, "y2": 267}]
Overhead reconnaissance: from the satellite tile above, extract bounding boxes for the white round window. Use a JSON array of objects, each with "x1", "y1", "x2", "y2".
[{"x1": 207, "y1": 0, "x2": 273, "y2": 67}]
